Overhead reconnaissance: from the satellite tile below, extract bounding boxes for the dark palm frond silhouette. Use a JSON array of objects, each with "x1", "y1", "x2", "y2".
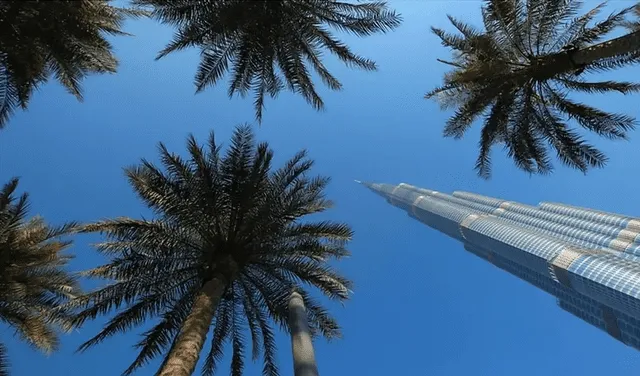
[
  {"x1": 426, "y1": 0, "x2": 640, "y2": 178},
  {"x1": 133, "y1": 0, "x2": 401, "y2": 121},
  {"x1": 0, "y1": 178, "x2": 79, "y2": 375},
  {"x1": 69, "y1": 125, "x2": 353, "y2": 376},
  {"x1": 623, "y1": 2, "x2": 640, "y2": 31},
  {"x1": 0, "y1": 0, "x2": 145, "y2": 128}
]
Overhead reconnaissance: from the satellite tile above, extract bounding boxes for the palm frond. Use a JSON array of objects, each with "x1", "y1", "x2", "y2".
[
  {"x1": 239, "y1": 278, "x2": 279, "y2": 376},
  {"x1": 0, "y1": 343, "x2": 8, "y2": 376},
  {"x1": 121, "y1": 291, "x2": 197, "y2": 376},
  {"x1": 533, "y1": 103, "x2": 607, "y2": 172},
  {"x1": 230, "y1": 295, "x2": 246, "y2": 376},
  {"x1": 195, "y1": 37, "x2": 240, "y2": 93},
  {"x1": 549, "y1": 2, "x2": 606, "y2": 52},
  {"x1": 0, "y1": 57, "x2": 18, "y2": 129},
  {"x1": 544, "y1": 85, "x2": 635, "y2": 140},
  {"x1": 442, "y1": 87, "x2": 498, "y2": 139},
  {"x1": 200, "y1": 295, "x2": 233, "y2": 376},
  {"x1": 558, "y1": 78, "x2": 640, "y2": 94},
  {"x1": 571, "y1": 4, "x2": 636, "y2": 47},
  {"x1": 475, "y1": 91, "x2": 515, "y2": 178},
  {"x1": 431, "y1": 26, "x2": 475, "y2": 53},
  {"x1": 622, "y1": 3, "x2": 640, "y2": 32}
]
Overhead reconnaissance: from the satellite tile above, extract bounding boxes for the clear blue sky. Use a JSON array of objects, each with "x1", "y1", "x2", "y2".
[{"x1": 2, "y1": 1, "x2": 640, "y2": 375}]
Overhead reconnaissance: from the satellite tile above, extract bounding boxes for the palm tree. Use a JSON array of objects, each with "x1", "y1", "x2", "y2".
[
  {"x1": 0, "y1": 1, "x2": 145, "y2": 128},
  {"x1": 0, "y1": 178, "x2": 79, "y2": 375},
  {"x1": 69, "y1": 125, "x2": 353, "y2": 376},
  {"x1": 133, "y1": 0, "x2": 401, "y2": 121},
  {"x1": 426, "y1": 0, "x2": 640, "y2": 178}
]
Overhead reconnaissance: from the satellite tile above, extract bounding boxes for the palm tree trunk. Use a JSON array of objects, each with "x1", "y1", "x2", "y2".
[
  {"x1": 532, "y1": 30, "x2": 640, "y2": 80},
  {"x1": 288, "y1": 291, "x2": 320, "y2": 376},
  {"x1": 157, "y1": 277, "x2": 226, "y2": 376},
  {"x1": 572, "y1": 30, "x2": 640, "y2": 66}
]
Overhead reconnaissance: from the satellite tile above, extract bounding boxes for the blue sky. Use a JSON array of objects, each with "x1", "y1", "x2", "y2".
[{"x1": 2, "y1": 1, "x2": 640, "y2": 375}]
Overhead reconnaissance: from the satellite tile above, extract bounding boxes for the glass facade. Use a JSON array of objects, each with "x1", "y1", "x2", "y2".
[{"x1": 362, "y1": 181, "x2": 640, "y2": 350}]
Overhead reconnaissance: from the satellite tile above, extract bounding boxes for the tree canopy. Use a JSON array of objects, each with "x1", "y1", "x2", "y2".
[
  {"x1": 0, "y1": 178, "x2": 79, "y2": 375},
  {"x1": 0, "y1": 0, "x2": 144, "y2": 127},
  {"x1": 427, "y1": 0, "x2": 640, "y2": 178},
  {"x1": 68, "y1": 125, "x2": 353, "y2": 376},
  {"x1": 134, "y1": 0, "x2": 401, "y2": 121}
]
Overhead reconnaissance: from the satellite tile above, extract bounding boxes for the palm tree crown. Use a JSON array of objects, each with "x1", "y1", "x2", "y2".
[
  {"x1": 133, "y1": 0, "x2": 401, "y2": 121},
  {"x1": 426, "y1": 0, "x2": 640, "y2": 178},
  {"x1": 70, "y1": 125, "x2": 353, "y2": 376},
  {"x1": 0, "y1": 178, "x2": 79, "y2": 375},
  {"x1": 0, "y1": 0, "x2": 144, "y2": 128}
]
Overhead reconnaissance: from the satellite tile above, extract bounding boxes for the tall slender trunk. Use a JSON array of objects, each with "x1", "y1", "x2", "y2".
[
  {"x1": 530, "y1": 30, "x2": 640, "y2": 81},
  {"x1": 157, "y1": 277, "x2": 226, "y2": 376},
  {"x1": 288, "y1": 291, "x2": 319, "y2": 376},
  {"x1": 572, "y1": 30, "x2": 640, "y2": 66}
]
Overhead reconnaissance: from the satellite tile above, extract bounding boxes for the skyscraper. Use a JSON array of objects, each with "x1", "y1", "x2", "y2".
[{"x1": 360, "y1": 181, "x2": 640, "y2": 350}]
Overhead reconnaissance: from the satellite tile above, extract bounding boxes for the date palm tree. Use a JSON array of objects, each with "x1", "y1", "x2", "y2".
[
  {"x1": 0, "y1": 178, "x2": 79, "y2": 375},
  {"x1": 0, "y1": 0, "x2": 144, "y2": 128},
  {"x1": 133, "y1": 0, "x2": 401, "y2": 121},
  {"x1": 426, "y1": 0, "x2": 640, "y2": 178},
  {"x1": 69, "y1": 125, "x2": 353, "y2": 376}
]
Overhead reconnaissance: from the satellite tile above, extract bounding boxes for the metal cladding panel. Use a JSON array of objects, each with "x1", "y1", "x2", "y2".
[
  {"x1": 362, "y1": 181, "x2": 640, "y2": 352},
  {"x1": 567, "y1": 254, "x2": 640, "y2": 317},
  {"x1": 462, "y1": 216, "x2": 568, "y2": 275}
]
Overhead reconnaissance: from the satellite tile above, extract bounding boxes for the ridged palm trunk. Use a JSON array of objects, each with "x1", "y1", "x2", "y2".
[
  {"x1": 288, "y1": 291, "x2": 320, "y2": 376},
  {"x1": 573, "y1": 30, "x2": 640, "y2": 64},
  {"x1": 157, "y1": 278, "x2": 226, "y2": 376},
  {"x1": 536, "y1": 30, "x2": 640, "y2": 79}
]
